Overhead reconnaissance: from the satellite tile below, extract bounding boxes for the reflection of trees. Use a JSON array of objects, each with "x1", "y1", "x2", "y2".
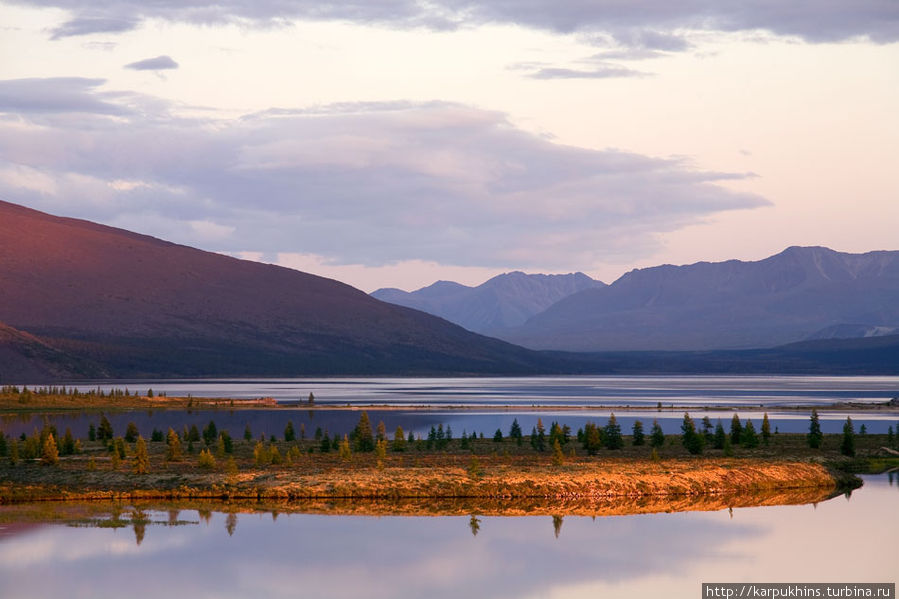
[
  {"x1": 168, "y1": 509, "x2": 180, "y2": 525},
  {"x1": 226, "y1": 512, "x2": 238, "y2": 536},
  {"x1": 131, "y1": 509, "x2": 150, "y2": 546},
  {"x1": 198, "y1": 508, "x2": 212, "y2": 524},
  {"x1": 469, "y1": 515, "x2": 481, "y2": 537},
  {"x1": 552, "y1": 515, "x2": 563, "y2": 539}
]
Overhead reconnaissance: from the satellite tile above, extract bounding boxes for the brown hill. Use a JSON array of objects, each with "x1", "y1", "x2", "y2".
[{"x1": 0, "y1": 200, "x2": 555, "y2": 379}]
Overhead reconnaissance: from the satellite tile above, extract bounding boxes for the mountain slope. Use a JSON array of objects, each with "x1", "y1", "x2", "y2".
[
  {"x1": 0, "y1": 200, "x2": 559, "y2": 379},
  {"x1": 502, "y1": 246, "x2": 899, "y2": 351},
  {"x1": 372, "y1": 271, "x2": 604, "y2": 334}
]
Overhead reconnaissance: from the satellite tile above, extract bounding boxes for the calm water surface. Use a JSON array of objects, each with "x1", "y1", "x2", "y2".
[
  {"x1": 4, "y1": 376, "x2": 898, "y2": 439},
  {"x1": 1, "y1": 475, "x2": 896, "y2": 599}
]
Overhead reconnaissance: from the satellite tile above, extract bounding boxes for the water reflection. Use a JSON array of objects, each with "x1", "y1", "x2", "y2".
[{"x1": 0, "y1": 477, "x2": 895, "y2": 599}]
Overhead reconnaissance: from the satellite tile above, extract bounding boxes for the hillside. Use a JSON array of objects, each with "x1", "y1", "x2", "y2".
[
  {"x1": 373, "y1": 271, "x2": 603, "y2": 334},
  {"x1": 501, "y1": 246, "x2": 899, "y2": 351},
  {"x1": 0, "y1": 201, "x2": 560, "y2": 379}
]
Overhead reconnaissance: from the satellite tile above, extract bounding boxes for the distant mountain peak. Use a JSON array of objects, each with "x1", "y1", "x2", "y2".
[{"x1": 371, "y1": 271, "x2": 605, "y2": 333}]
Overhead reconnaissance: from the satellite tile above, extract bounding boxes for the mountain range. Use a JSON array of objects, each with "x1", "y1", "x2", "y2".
[
  {"x1": 0, "y1": 200, "x2": 560, "y2": 380},
  {"x1": 2, "y1": 199, "x2": 897, "y2": 380},
  {"x1": 372, "y1": 272, "x2": 603, "y2": 335}
]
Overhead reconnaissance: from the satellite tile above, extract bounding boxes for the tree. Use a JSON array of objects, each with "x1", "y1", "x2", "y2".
[
  {"x1": 133, "y1": 436, "x2": 150, "y2": 474},
  {"x1": 493, "y1": 428, "x2": 503, "y2": 443},
  {"x1": 730, "y1": 415, "x2": 743, "y2": 445},
  {"x1": 713, "y1": 421, "x2": 727, "y2": 449},
  {"x1": 41, "y1": 432, "x2": 59, "y2": 466},
  {"x1": 534, "y1": 419, "x2": 546, "y2": 452},
  {"x1": 582, "y1": 422, "x2": 602, "y2": 455},
  {"x1": 98, "y1": 414, "x2": 114, "y2": 442},
  {"x1": 603, "y1": 414, "x2": 623, "y2": 450},
  {"x1": 198, "y1": 448, "x2": 216, "y2": 469},
  {"x1": 188, "y1": 424, "x2": 201, "y2": 443},
  {"x1": 202, "y1": 421, "x2": 218, "y2": 446},
  {"x1": 88, "y1": 423, "x2": 97, "y2": 442},
  {"x1": 761, "y1": 413, "x2": 771, "y2": 445},
  {"x1": 392, "y1": 426, "x2": 406, "y2": 452},
  {"x1": 701, "y1": 416, "x2": 714, "y2": 443},
  {"x1": 0, "y1": 433, "x2": 6, "y2": 458},
  {"x1": 166, "y1": 428, "x2": 183, "y2": 461},
  {"x1": 338, "y1": 435, "x2": 352, "y2": 461},
  {"x1": 150, "y1": 428, "x2": 164, "y2": 443},
  {"x1": 741, "y1": 419, "x2": 759, "y2": 449},
  {"x1": 284, "y1": 421, "x2": 296, "y2": 442},
  {"x1": 253, "y1": 441, "x2": 271, "y2": 466},
  {"x1": 61, "y1": 428, "x2": 76, "y2": 455},
  {"x1": 220, "y1": 430, "x2": 233, "y2": 454},
  {"x1": 840, "y1": 417, "x2": 855, "y2": 457},
  {"x1": 681, "y1": 413, "x2": 704, "y2": 455},
  {"x1": 352, "y1": 412, "x2": 374, "y2": 452},
  {"x1": 509, "y1": 419, "x2": 523, "y2": 445},
  {"x1": 308, "y1": 392, "x2": 315, "y2": 405},
  {"x1": 807, "y1": 409, "x2": 823, "y2": 449},
  {"x1": 650, "y1": 420, "x2": 665, "y2": 448},
  {"x1": 631, "y1": 420, "x2": 645, "y2": 446},
  {"x1": 376, "y1": 420, "x2": 387, "y2": 442},
  {"x1": 320, "y1": 432, "x2": 331, "y2": 453},
  {"x1": 125, "y1": 422, "x2": 139, "y2": 443},
  {"x1": 552, "y1": 439, "x2": 565, "y2": 466},
  {"x1": 244, "y1": 423, "x2": 253, "y2": 441}
]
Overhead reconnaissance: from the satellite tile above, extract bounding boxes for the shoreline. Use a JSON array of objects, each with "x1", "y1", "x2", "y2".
[{"x1": 0, "y1": 457, "x2": 859, "y2": 505}]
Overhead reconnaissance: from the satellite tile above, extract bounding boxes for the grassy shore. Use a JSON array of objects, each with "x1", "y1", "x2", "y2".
[{"x1": 1, "y1": 430, "x2": 878, "y2": 506}]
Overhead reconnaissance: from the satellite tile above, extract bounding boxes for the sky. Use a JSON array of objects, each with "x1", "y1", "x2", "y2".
[{"x1": 0, "y1": 2, "x2": 897, "y2": 292}]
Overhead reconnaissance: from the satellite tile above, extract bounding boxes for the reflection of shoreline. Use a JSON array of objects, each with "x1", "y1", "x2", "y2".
[{"x1": 0, "y1": 484, "x2": 846, "y2": 545}]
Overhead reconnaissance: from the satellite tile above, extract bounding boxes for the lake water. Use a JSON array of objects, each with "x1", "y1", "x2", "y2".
[
  {"x1": 1, "y1": 475, "x2": 896, "y2": 599},
  {"x1": 4, "y1": 376, "x2": 898, "y2": 440}
]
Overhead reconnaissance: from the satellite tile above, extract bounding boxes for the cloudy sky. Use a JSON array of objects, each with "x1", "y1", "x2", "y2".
[{"x1": 1, "y1": 1, "x2": 897, "y2": 292}]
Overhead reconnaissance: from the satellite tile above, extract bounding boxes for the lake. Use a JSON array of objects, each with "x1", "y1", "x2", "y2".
[
  {"x1": 1, "y1": 475, "x2": 896, "y2": 599},
  {"x1": 4, "y1": 375, "x2": 898, "y2": 441}
]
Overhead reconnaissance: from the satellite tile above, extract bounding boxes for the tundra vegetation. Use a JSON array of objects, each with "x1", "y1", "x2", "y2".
[{"x1": 1, "y1": 406, "x2": 892, "y2": 504}]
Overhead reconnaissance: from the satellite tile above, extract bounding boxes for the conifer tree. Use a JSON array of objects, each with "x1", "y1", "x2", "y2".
[
  {"x1": 761, "y1": 413, "x2": 771, "y2": 445},
  {"x1": 98, "y1": 414, "x2": 114, "y2": 442},
  {"x1": 582, "y1": 422, "x2": 602, "y2": 455},
  {"x1": 650, "y1": 420, "x2": 665, "y2": 448},
  {"x1": 284, "y1": 421, "x2": 296, "y2": 442},
  {"x1": 552, "y1": 439, "x2": 564, "y2": 466},
  {"x1": 88, "y1": 423, "x2": 97, "y2": 442},
  {"x1": 681, "y1": 413, "x2": 704, "y2": 454},
  {"x1": 807, "y1": 409, "x2": 823, "y2": 449},
  {"x1": 840, "y1": 417, "x2": 855, "y2": 457},
  {"x1": 244, "y1": 423, "x2": 253, "y2": 441},
  {"x1": 730, "y1": 415, "x2": 743, "y2": 445},
  {"x1": 392, "y1": 426, "x2": 406, "y2": 452},
  {"x1": 339, "y1": 435, "x2": 352, "y2": 461},
  {"x1": 41, "y1": 432, "x2": 59, "y2": 465},
  {"x1": 166, "y1": 428, "x2": 183, "y2": 461},
  {"x1": 493, "y1": 428, "x2": 503, "y2": 442},
  {"x1": 8, "y1": 439, "x2": 19, "y2": 466},
  {"x1": 701, "y1": 416, "x2": 714, "y2": 443},
  {"x1": 320, "y1": 432, "x2": 331, "y2": 453},
  {"x1": 713, "y1": 421, "x2": 727, "y2": 449},
  {"x1": 61, "y1": 428, "x2": 76, "y2": 455},
  {"x1": 741, "y1": 419, "x2": 759, "y2": 448},
  {"x1": 202, "y1": 421, "x2": 218, "y2": 446},
  {"x1": 198, "y1": 448, "x2": 216, "y2": 469},
  {"x1": 376, "y1": 420, "x2": 387, "y2": 442},
  {"x1": 534, "y1": 419, "x2": 546, "y2": 452},
  {"x1": 0, "y1": 433, "x2": 6, "y2": 458},
  {"x1": 125, "y1": 422, "x2": 139, "y2": 443},
  {"x1": 604, "y1": 414, "x2": 623, "y2": 450},
  {"x1": 133, "y1": 436, "x2": 150, "y2": 474},
  {"x1": 632, "y1": 420, "x2": 645, "y2": 446},
  {"x1": 353, "y1": 412, "x2": 374, "y2": 452},
  {"x1": 509, "y1": 419, "x2": 523, "y2": 445}
]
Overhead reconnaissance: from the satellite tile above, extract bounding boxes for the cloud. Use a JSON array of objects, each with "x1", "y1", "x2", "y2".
[
  {"x1": 124, "y1": 55, "x2": 180, "y2": 71},
  {"x1": 49, "y1": 16, "x2": 137, "y2": 39},
  {"x1": 15, "y1": 0, "x2": 899, "y2": 45},
  {"x1": 0, "y1": 77, "x2": 128, "y2": 115},
  {"x1": 527, "y1": 65, "x2": 647, "y2": 79},
  {"x1": 0, "y1": 78, "x2": 769, "y2": 270}
]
